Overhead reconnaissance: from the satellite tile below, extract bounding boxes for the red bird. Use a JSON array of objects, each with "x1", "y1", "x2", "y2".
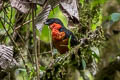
[{"x1": 45, "y1": 18, "x2": 78, "y2": 54}]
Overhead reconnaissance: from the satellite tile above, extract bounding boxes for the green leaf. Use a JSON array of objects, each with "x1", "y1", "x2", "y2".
[
  {"x1": 39, "y1": 26, "x2": 50, "y2": 43},
  {"x1": 90, "y1": 47, "x2": 100, "y2": 60},
  {"x1": 91, "y1": 0, "x2": 106, "y2": 9},
  {"x1": 111, "y1": 13, "x2": 120, "y2": 22},
  {"x1": 92, "y1": 52, "x2": 100, "y2": 60},
  {"x1": 79, "y1": 0, "x2": 84, "y2": 7},
  {"x1": 17, "y1": 68, "x2": 26, "y2": 72},
  {"x1": 68, "y1": 35, "x2": 72, "y2": 50},
  {"x1": 82, "y1": 58, "x2": 86, "y2": 70},
  {"x1": 40, "y1": 66, "x2": 46, "y2": 71}
]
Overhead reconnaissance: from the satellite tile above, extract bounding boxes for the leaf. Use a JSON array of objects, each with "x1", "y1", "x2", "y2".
[
  {"x1": 68, "y1": 35, "x2": 72, "y2": 50},
  {"x1": 60, "y1": 0, "x2": 79, "y2": 24},
  {"x1": 35, "y1": 5, "x2": 51, "y2": 32},
  {"x1": 91, "y1": 0, "x2": 106, "y2": 9},
  {"x1": 10, "y1": 0, "x2": 30, "y2": 13},
  {"x1": 79, "y1": 0, "x2": 84, "y2": 7},
  {"x1": 17, "y1": 68, "x2": 26, "y2": 72},
  {"x1": 40, "y1": 66, "x2": 46, "y2": 71},
  {"x1": 111, "y1": 13, "x2": 120, "y2": 22},
  {"x1": 0, "y1": 45, "x2": 18, "y2": 70},
  {"x1": 90, "y1": 47, "x2": 100, "y2": 60},
  {"x1": 82, "y1": 58, "x2": 86, "y2": 70},
  {"x1": 92, "y1": 52, "x2": 100, "y2": 60}
]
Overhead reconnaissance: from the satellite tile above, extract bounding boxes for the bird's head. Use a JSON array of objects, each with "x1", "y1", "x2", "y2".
[{"x1": 45, "y1": 18, "x2": 64, "y2": 30}]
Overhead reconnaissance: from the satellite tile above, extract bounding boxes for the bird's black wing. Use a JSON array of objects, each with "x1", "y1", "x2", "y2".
[{"x1": 59, "y1": 27, "x2": 78, "y2": 46}]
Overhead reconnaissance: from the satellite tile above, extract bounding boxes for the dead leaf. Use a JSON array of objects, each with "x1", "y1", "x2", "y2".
[
  {"x1": 35, "y1": 5, "x2": 51, "y2": 32},
  {"x1": 10, "y1": 0, "x2": 30, "y2": 13},
  {"x1": 60, "y1": 0, "x2": 79, "y2": 24},
  {"x1": 0, "y1": 45, "x2": 18, "y2": 70}
]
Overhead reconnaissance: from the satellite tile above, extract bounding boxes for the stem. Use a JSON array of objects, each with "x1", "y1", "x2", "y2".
[{"x1": 32, "y1": 5, "x2": 39, "y2": 80}]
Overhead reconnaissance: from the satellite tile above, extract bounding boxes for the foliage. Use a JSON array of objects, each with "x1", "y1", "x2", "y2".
[{"x1": 0, "y1": 0, "x2": 120, "y2": 80}]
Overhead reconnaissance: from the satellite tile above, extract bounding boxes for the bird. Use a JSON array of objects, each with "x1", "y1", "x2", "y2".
[{"x1": 45, "y1": 18, "x2": 78, "y2": 54}]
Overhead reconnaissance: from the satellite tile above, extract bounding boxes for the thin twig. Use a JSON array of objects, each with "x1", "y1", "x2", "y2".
[
  {"x1": 15, "y1": 19, "x2": 32, "y2": 30},
  {"x1": 32, "y1": 5, "x2": 40, "y2": 80},
  {"x1": 49, "y1": 29, "x2": 53, "y2": 55},
  {"x1": 0, "y1": 12, "x2": 30, "y2": 77},
  {"x1": 0, "y1": 13, "x2": 33, "y2": 63},
  {"x1": 0, "y1": 18, "x2": 16, "y2": 46}
]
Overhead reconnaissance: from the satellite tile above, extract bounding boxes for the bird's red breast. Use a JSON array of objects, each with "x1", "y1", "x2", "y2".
[
  {"x1": 50, "y1": 23, "x2": 69, "y2": 54},
  {"x1": 50, "y1": 23, "x2": 62, "y2": 30}
]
